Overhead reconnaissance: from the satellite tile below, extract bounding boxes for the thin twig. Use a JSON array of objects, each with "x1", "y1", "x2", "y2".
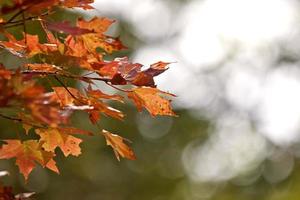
[
  {"x1": 54, "y1": 75, "x2": 79, "y2": 100},
  {"x1": 3, "y1": 22, "x2": 24, "y2": 29},
  {"x1": 6, "y1": 9, "x2": 24, "y2": 24},
  {"x1": 0, "y1": 113, "x2": 45, "y2": 129},
  {"x1": 6, "y1": 12, "x2": 48, "y2": 25},
  {"x1": 22, "y1": 12, "x2": 27, "y2": 45},
  {"x1": 105, "y1": 82, "x2": 131, "y2": 93},
  {"x1": 21, "y1": 70, "x2": 110, "y2": 82},
  {"x1": 0, "y1": 113, "x2": 22, "y2": 122},
  {"x1": 21, "y1": 70, "x2": 132, "y2": 92}
]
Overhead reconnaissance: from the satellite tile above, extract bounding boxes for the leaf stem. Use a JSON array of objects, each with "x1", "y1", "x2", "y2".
[
  {"x1": 105, "y1": 82, "x2": 131, "y2": 93},
  {"x1": 0, "y1": 113, "x2": 22, "y2": 122},
  {"x1": 0, "y1": 113, "x2": 46, "y2": 129}
]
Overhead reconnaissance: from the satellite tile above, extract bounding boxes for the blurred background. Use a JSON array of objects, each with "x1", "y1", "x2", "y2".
[{"x1": 3, "y1": 0, "x2": 300, "y2": 199}]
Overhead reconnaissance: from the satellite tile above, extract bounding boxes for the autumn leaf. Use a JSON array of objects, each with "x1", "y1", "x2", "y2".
[
  {"x1": 80, "y1": 34, "x2": 125, "y2": 54},
  {"x1": 102, "y1": 130, "x2": 136, "y2": 161},
  {"x1": 46, "y1": 21, "x2": 93, "y2": 35},
  {"x1": 86, "y1": 86, "x2": 124, "y2": 102},
  {"x1": 144, "y1": 61, "x2": 171, "y2": 77},
  {"x1": 52, "y1": 87, "x2": 82, "y2": 108},
  {"x1": 26, "y1": 0, "x2": 60, "y2": 14},
  {"x1": 25, "y1": 63, "x2": 63, "y2": 73},
  {"x1": 0, "y1": 33, "x2": 58, "y2": 58},
  {"x1": 0, "y1": 0, "x2": 176, "y2": 182},
  {"x1": 0, "y1": 32, "x2": 26, "y2": 57},
  {"x1": 93, "y1": 57, "x2": 172, "y2": 87},
  {"x1": 1, "y1": 0, "x2": 94, "y2": 15},
  {"x1": 0, "y1": 140, "x2": 58, "y2": 180},
  {"x1": 60, "y1": 0, "x2": 94, "y2": 9},
  {"x1": 73, "y1": 17, "x2": 126, "y2": 54},
  {"x1": 128, "y1": 87, "x2": 177, "y2": 116},
  {"x1": 52, "y1": 86, "x2": 124, "y2": 121},
  {"x1": 77, "y1": 17, "x2": 115, "y2": 33},
  {"x1": 36, "y1": 128, "x2": 82, "y2": 157}
]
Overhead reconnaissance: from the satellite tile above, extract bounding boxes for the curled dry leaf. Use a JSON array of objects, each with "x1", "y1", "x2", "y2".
[{"x1": 102, "y1": 130, "x2": 136, "y2": 161}]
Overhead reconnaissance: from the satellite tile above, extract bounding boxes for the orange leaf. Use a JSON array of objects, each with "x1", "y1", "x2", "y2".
[
  {"x1": 128, "y1": 87, "x2": 176, "y2": 116},
  {"x1": 61, "y1": 0, "x2": 94, "y2": 9},
  {"x1": 52, "y1": 87, "x2": 79, "y2": 107},
  {"x1": 80, "y1": 34, "x2": 125, "y2": 54},
  {"x1": 77, "y1": 17, "x2": 115, "y2": 33},
  {"x1": 36, "y1": 128, "x2": 82, "y2": 157},
  {"x1": 102, "y1": 130, "x2": 136, "y2": 161},
  {"x1": 87, "y1": 87, "x2": 124, "y2": 102},
  {"x1": 0, "y1": 140, "x2": 58, "y2": 180}
]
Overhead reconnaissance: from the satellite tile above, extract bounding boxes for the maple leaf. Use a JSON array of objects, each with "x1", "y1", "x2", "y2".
[
  {"x1": 102, "y1": 130, "x2": 136, "y2": 161},
  {"x1": 86, "y1": 86, "x2": 124, "y2": 102},
  {"x1": 46, "y1": 21, "x2": 93, "y2": 35},
  {"x1": 93, "y1": 57, "x2": 171, "y2": 87},
  {"x1": 64, "y1": 17, "x2": 127, "y2": 54},
  {"x1": 26, "y1": 0, "x2": 60, "y2": 14},
  {"x1": 0, "y1": 33, "x2": 58, "y2": 58},
  {"x1": 1, "y1": 0, "x2": 58, "y2": 15},
  {"x1": 52, "y1": 87, "x2": 82, "y2": 108},
  {"x1": 0, "y1": 0, "x2": 176, "y2": 182},
  {"x1": 36, "y1": 128, "x2": 82, "y2": 157},
  {"x1": 0, "y1": 32, "x2": 26, "y2": 57},
  {"x1": 60, "y1": 0, "x2": 94, "y2": 9},
  {"x1": 80, "y1": 34, "x2": 125, "y2": 54},
  {"x1": 53, "y1": 86, "x2": 124, "y2": 121},
  {"x1": 144, "y1": 61, "x2": 172, "y2": 77},
  {"x1": 128, "y1": 87, "x2": 177, "y2": 116},
  {"x1": 1, "y1": 0, "x2": 94, "y2": 15},
  {"x1": 24, "y1": 34, "x2": 58, "y2": 56},
  {"x1": 0, "y1": 140, "x2": 59, "y2": 180},
  {"x1": 77, "y1": 17, "x2": 115, "y2": 33}
]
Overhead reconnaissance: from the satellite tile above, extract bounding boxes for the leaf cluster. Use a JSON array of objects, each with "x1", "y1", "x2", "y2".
[{"x1": 0, "y1": 0, "x2": 176, "y2": 180}]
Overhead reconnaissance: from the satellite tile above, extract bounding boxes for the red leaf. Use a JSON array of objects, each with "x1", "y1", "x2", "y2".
[{"x1": 46, "y1": 21, "x2": 93, "y2": 35}]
